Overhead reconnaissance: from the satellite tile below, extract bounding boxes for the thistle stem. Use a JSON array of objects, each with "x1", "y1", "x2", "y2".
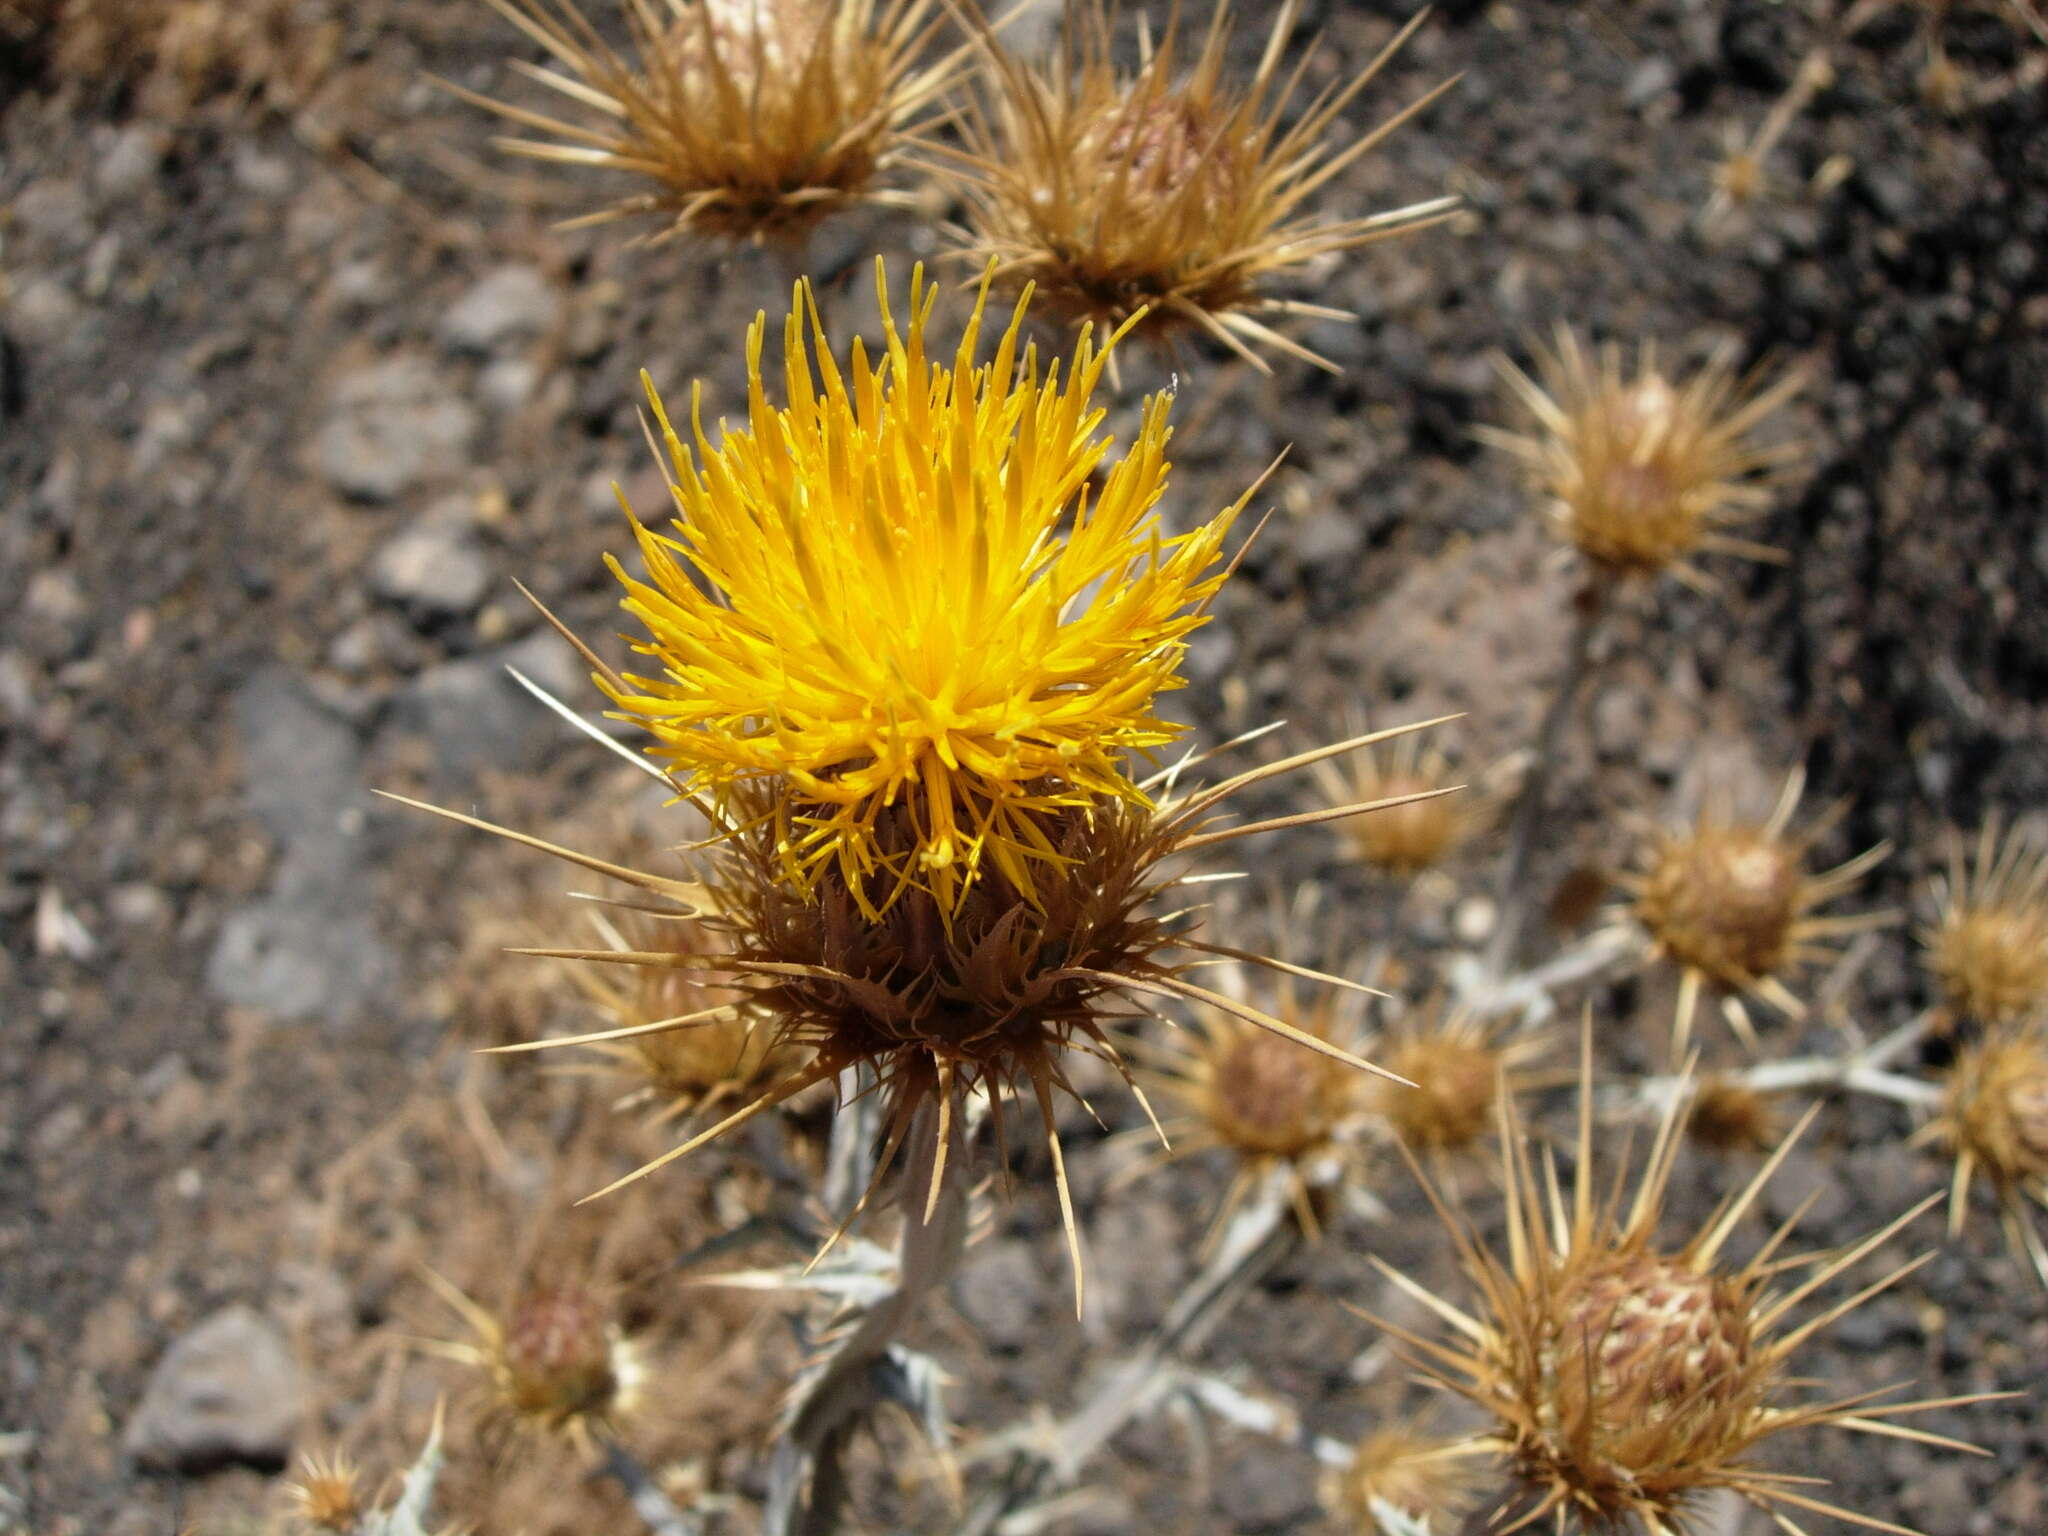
[
  {"x1": 1484, "y1": 576, "x2": 1612, "y2": 982},
  {"x1": 597, "y1": 1433, "x2": 707, "y2": 1536},
  {"x1": 763, "y1": 1098, "x2": 969, "y2": 1536}
]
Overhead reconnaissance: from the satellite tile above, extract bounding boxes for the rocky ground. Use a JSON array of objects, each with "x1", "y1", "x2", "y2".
[{"x1": 4, "y1": 0, "x2": 2046, "y2": 1532}]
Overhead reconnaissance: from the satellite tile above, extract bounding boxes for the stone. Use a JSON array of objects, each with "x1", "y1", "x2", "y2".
[
  {"x1": 441, "y1": 264, "x2": 561, "y2": 353},
  {"x1": 368, "y1": 517, "x2": 492, "y2": 621},
  {"x1": 123, "y1": 1306, "x2": 303, "y2": 1473},
  {"x1": 384, "y1": 630, "x2": 585, "y2": 785},
  {"x1": 95, "y1": 127, "x2": 166, "y2": 201},
  {"x1": 314, "y1": 356, "x2": 478, "y2": 504}
]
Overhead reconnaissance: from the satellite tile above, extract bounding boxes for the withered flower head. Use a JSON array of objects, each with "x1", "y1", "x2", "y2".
[
  {"x1": 939, "y1": 1, "x2": 1457, "y2": 373},
  {"x1": 287, "y1": 1449, "x2": 364, "y2": 1532},
  {"x1": 1922, "y1": 1024, "x2": 2048, "y2": 1286},
  {"x1": 1365, "y1": 1006, "x2": 1544, "y2": 1158},
  {"x1": 1479, "y1": 325, "x2": 1806, "y2": 589},
  {"x1": 1923, "y1": 816, "x2": 2048, "y2": 1033},
  {"x1": 392, "y1": 261, "x2": 1436, "y2": 1300},
  {"x1": 1312, "y1": 727, "x2": 1490, "y2": 879},
  {"x1": 1685, "y1": 1074, "x2": 1784, "y2": 1154},
  {"x1": 1136, "y1": 970, "x2": 1375, "y2": 1236},
  {"x1": 555, "y1": 906, "x2": 794, "y2": 1122},
  {"x1": 423, "y1": 1269, "x2": 645, "y2": 1445},
  {"x1": 1322, "y1": 1424, "x2": 1487, "y2": 1535},
  {"x1": 453, "y1": 0, "x2": 960, "y2": 243},
  {"x1": 1366, "y1": 1037, "x2": 1987, "y2": 1535},
  {"x1": 1622, "y1": 765, "x2": 1893, "y2": 1056}
]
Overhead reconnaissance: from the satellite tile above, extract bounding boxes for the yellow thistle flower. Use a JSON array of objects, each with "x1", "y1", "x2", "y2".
[
  {"x1": 388, "y1": 262, "x2": 1445, "y2": 1302},
  {"x1": 1619, "y1": 765, "x2": 1893, "y2": 1056},
  {"x1": 421, "y1": 1268, "x2": 646, "y2": 1447},
  {"x1": 1311, "y1": 726, "x2": 1493, "y2": 879},
  {"x1": 1923, "y1": 815, "x2": 2048, "y2": 1033},
  {"x1": 451, "y1": 0, "x2": 961, "y2": 243},
  {"x1": 1478, "y1": 325, "x2": 1806, "y2": 590},
  {"x1": 937, "y1": 1, "x2": 1458, "y2": 373},
  {"x1": 1920, "y1": 1024, "x2": 2048, "y2": 1286},
  {"x1": 286, "y1": 1449, "x2": 364, "y2": 1532},
  {"x1": 1364, "y1": 1037, "x2": 1993, "y2": 1535},
  {"x1": 605, "y1": 260, "x2": 1245, "y2": 917}
]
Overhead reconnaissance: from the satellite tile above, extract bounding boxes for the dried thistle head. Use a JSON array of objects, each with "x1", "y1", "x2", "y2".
[
  {"x1": 1922, "y1": 1024, "x2": 2048, "y2": 1284},
  {"x1": 1479, "y1": 326, "x2": 1806, "y2": 589},
  {"x1": 397, "y1": 260, "x2": 1433, "y2": 1300},
  {"x1": 454, "y1": 0, "x2": 960, "y2": 244},
  {"x1": 1365, "y1": 1006, "x2": 1543, "y2": 1159},
  {"x1": 1312, "y1": 727, "x2": 1490, "y2": 879},
  {"x1": 1621, "y1": 765, "x2": 1893, "y2": 1055},
  {"x1": 1322, "y1": 1424, "x2": 1487, "y2": 1534},
  {"x1": 1366, "y1": 1038, "x2": 1984, "y2": 1534},
  {"x1": 1923, "y1": 816, "x2": 2048, "y2": 1033},
  {"x1": 559, "y1": 905, "x2": 795, "y2": 1122},
  {"x1": 423, "y1": 1269, "x2": 645, "y2": 1447},
  {"x1": 1685, "y1": 1075, "x2": 1783, "y2": 1154},
  {"x1": 286, "y1": 1449, "x2": 364, "y2": 1532},
  {"x1": 1136, "y1": 969, "x2": 1374, "y2": 1235},
  {"x1": 938, "y1": 1, "x2": 1457, "y2": 373}
]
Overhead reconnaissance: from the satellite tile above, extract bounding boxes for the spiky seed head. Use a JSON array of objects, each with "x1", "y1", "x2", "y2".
[
  {"x1": 605, "y1": 260, "x2": 1242, "y2": 918},
  {"x1": 1924, "y1": 818, "x2": 2048, "y2": 1031},
  {"x1": 1685, "y1": 1076, "x2": 1781, "y2": 1153},
  {"x1": 939, "y1": 1, "x2": 1455, "y2": 373},
  {"x1": 1479, "y1": 327, "x2": 1805, "y2": 588},
  {"x1": 1937, "y1": 1029, "x2": 2048, "y2": 1199},
  {"x1": 1366, "y1": 1047, "x2": 1981, "y2": 1534},
  {"x1": 1199, "y1": 1015, "x2": 1353, "y2": 1160},
  {"x1": 1366, "y1": 1009, "x2": 1539, "y2": 1156},
  {"x1": 1638, "y1": 827, "x2": 1804, "y2": 987},
  {"x1": 457, "y1": 0, "x2": 958, "y2": 244},
  {"x1": 287, "y1": 1450, "x2": 363, "y2": 1532},
  {"x1": 1324, "y1": 1426, "x2": 1481, "y2": 1534},
  {"x1": 1621, "y1": 766, "x2": 1893, "y2": 1047},
  {"x1": 498, "y1": 1285, "x2": 627, "y2": 1428},
  {"x1": 1315, "y1": 730, "x2": 1489, "y2": 879}
]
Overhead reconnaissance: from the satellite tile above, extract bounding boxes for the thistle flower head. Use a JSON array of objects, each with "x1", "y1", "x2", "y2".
[
  {"x1": 1365, "y1": 1006, "x2": 1542, "y2": 1157},
  {"x1": 423, "y1": 1269, "x2": 644, "y2": 1445},
  {"x1": 1622, "y1": 765, "x2": 1892, "y2": 1054},
  {"x1": 1685, "y1": 1075, "x2": 1783, "y2": 1153},
  {"x1": 1480, "y1": 326, "x2": 1806, "y2": 589},
  {"x1": 456, "y1": 0, "x2": 958, "y2": 243},
  {"x1": 1367, "y1": 1038, "x2": 1983, "y2": 1534},
  {"x1": 397, "y1": 263, "x2": 1435, "y2": 1304},
  {"x1": 939, "y1": 1, "x2": 1457, "y2": 373},
  {"x1": 287, "y1": 1450, "x2": 363, "y2": 1532},
  {"x1": 565, "y1": 907, "x2": 793, "y2": 1120},
  {"x1": 606, "y1": 260, "x2": 1243, "y2": 917},
  {"x1": 1323, "y1": 1425, "x2": 1485, "y2": 1534},
  {"x1": 1313, "y1": 727, "x2": 1488, "y2": 878},
  {"x1": 1923, "y1": 816, "x2": 2048, "y2": 1032},
  {"x1": 1137, "y1": 968, "x2": 1374, "y2": 1235},
  {"x1": 1923, "y1": 1024, "x2": 2048, "y2": 1285}
]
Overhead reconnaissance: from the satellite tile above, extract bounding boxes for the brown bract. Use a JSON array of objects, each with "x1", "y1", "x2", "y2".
[
  {"x1": 1923, "y1": 816, "x2": 2048, "y2": 1033},
  {"x1": 1620, "y1": 766, "x2": 1893, "y2": 1056},
  {"x1": 1364, "y1": 1037, "x2": 1988, "y2": 1535},
  {"x1": 1313, "y1": 729, "x2": 1494, "y2": 879},
  {"x1": 452, "y1": 0, "x2": 961, "y2": 243},
  {"x1": 1323, "y1": 1425, "x2": 1488, "y2": 1534},
  {"x1": 936, "y1": 1, "x2": 1458, "y2": 373},
  {"x1": 1365, "y1": 1007, "x2": 1545, "y2": 1159},
  {"x1": 1479, "y1": 326, "x2": 1806, "y2": 590}
]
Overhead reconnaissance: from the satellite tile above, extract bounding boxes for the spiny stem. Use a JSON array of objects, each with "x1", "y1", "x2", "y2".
[
  {"x1": 596, "y1": 1433, "x2": 707, "y2": 1536},
  {"x1": 763, "y1": 1097, "x2": 969, "y2": 1536},
  {"x1": 1484, "y1": 576, "x2": 1611, "y2": 981}
]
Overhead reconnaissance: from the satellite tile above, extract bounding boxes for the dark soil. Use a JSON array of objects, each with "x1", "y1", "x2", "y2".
[{"x1": 4, "y1": 0, "x2": 2045, "y2": 1532}]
